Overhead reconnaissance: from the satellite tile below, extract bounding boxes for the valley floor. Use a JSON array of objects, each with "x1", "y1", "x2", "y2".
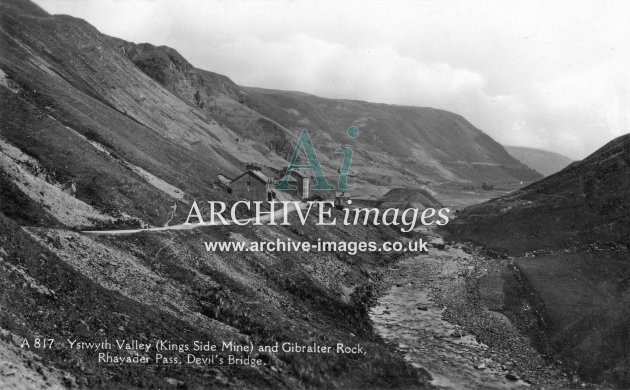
[{"x1": 371, "y1": 225, "x2": 584, "y2": 389}]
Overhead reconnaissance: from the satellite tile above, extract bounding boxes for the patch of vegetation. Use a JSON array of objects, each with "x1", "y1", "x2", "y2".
[{"x1": 0, "y1": 173, "x2": 56, "y2": 226}]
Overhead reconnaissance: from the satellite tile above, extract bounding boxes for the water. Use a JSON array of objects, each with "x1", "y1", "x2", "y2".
[{"x1": 370, "y1": 243, "x2": 529, "y2": 389}]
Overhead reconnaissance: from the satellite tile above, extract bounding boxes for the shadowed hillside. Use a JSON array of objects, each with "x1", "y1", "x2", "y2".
[
  {"x1": 450, "y1": 134, "x2": 630, "y2": 253},
  {"x1": 447, "y1": 133, "x2": 630, "y2": 387}
]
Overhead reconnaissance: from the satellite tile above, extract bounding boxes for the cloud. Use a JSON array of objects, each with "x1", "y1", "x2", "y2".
[{"x1": 34, "y1": 0, "x2": 630, "y2": 159}]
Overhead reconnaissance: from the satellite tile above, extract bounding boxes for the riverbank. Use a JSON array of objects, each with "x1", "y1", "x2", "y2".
[{"x1": 370, "y1": 225, "x2": 573, "y2": 389}]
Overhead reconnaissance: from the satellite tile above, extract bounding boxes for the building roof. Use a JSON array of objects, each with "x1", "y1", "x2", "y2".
[{"x1": 231, "y1": 169, "x2": 271, "y2": 184}]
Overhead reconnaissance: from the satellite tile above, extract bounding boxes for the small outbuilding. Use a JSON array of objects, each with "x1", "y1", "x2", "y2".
[
  {"x1": 278, "y1": 169, "x2": 311, "y2": 200},
  {"x1": 230, "y1": 164, "x2": 274, "y2": 201}
]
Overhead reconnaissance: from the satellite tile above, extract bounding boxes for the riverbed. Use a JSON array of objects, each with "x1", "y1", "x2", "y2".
[{"x1": 369, "y1": 228, "x2": 568, "y2": 389}]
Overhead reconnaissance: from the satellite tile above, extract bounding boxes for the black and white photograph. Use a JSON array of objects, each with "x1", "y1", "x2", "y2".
[{"x1": 1, "y1": 0, "x2": 629, "y2": 388}]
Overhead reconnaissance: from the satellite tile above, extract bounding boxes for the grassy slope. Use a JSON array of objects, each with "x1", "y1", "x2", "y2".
[
  {"x1": 446, "y1": 134, "x2": 630, "y2": 386},
  {"x1": 0, "y1": 87, "x2": 182, "y2": 225},
  {"x1": 113, "y1": 39, "x2": 542, "y2": 189},
  {"x1": 448, "y1": 134, "x2": 630, "y2": 255},
  {"x1": 0, "y1": 0, "x2": 281, "y2": 196},
  {"x1": 1, "y1": 203, "x2": 431, "y2": 388},
  {"x1": 0, "y1": 212, "x2": 280, "y2": 389},
  {"x1": 0, "y1": 2, "x2": 433, "y2": 386},
  {"x1": 515, "y1": 252, "x2": 630, "y2": 383},
  {"x1": 240, "y1": 88, "x2": 543, "y2": 186}
]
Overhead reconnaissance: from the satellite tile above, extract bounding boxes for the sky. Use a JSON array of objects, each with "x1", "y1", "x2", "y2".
[{"x1": 34, "y1": 0, "x2": 630, "y2": 159}]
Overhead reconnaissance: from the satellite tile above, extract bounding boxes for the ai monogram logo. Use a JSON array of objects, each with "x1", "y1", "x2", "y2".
[{"x1": 275, "y1": 126, "x2": 359, "y2": 192}]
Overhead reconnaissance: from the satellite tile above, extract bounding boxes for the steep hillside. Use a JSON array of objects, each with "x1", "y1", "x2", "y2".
[
  {"x1": 447, "y1": 133, "x2": 630, "y2": 386},
  {"x1": 0, "y1": 1, "x2": 434, "y2": 388},
  {"x1": 0, "y1": 0, "x2": 288, "y2": 226},
  {"x1": 450, "y1": 134, "x2": 630, "y2": 253},
  {"x1": 0, "y1": 0, "x2": 548, "y2": 387},
  {"x1": 112, "y1": 40, "x2": 541, "y2": 194},
  {"x1": 0, "y1": 0, "x2": 541, "y2": 209},
  {"x1": 505, "y1": 145, "x2": 573, "y2": 176},
  {"x1": 241, "y1": 88, "x2": 541, "y2": 188}
]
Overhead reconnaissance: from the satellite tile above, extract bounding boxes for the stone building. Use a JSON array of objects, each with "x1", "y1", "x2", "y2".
[{"x1": 230, "y1": 164, "x2": 274, "y2": 201}]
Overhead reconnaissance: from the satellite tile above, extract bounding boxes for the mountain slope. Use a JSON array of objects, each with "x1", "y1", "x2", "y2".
[
  {"x1": 447, "y1": 133, "x2": 630, "y2": 386},
  {"x1": 242, "y1": 88, "x2": 543, "y2": 188},
  {"x1": 0, "y1": 2, "x2": 434, "y2": 388},
  {"x1": 450, "y1": 134, "x2": 630, "y2": 253},
  {"x1": 0, "y1": 0, "x2": 547, "y2": 387},
  {"x1": 1, "y1": 1, "x2": 241, "y2": 226},
  {"x1": 112, "y1": 40, "x2": 542, "y2": 195},
  {"x1": 505, "y1": 145, "x2": 573, "y2": 176}
]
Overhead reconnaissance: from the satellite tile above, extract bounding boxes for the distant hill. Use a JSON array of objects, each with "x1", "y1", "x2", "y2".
[
  {"x1": 448, "y1": 133, "x2": 630, "y2": 386},
  {"x1": 114, "y1": 42, "x2": 543, "y2": 197},
  {"x1": 505, "y1": 145, "x2": 573, "y2": 176},
  {"x1": 236, "y1": 89, "x2": 542, "y2": 189}
]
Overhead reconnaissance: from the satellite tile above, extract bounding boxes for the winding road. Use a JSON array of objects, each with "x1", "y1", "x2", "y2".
[{"x1": 83, "y1": 202, "x2": 307, "y2": 235}]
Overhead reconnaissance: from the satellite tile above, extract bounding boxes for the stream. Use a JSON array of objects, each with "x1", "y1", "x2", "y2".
[{"x1": 370, "y1": 232, "x2": 530, "y2": 389}]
